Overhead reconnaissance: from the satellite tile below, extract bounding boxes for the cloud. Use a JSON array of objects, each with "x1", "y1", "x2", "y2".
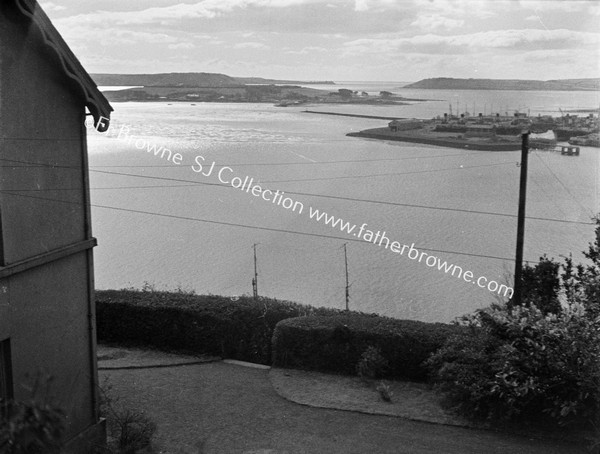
[
  {"x1": 343, "y1": 28, "x2": 600, "y2": 56},
  {"x1": 168, "y1": 42, "x2": 196, "y2": 49},
  {"x1": 55, "y1": 0, "x2": 322, "y2": 27},
  {"x1": 414, "y1": 0, "x2": 496, "y2": 19},
  {"x1": 233, "y1": 41, "x2": 270, "y2": 49},
  {"x1": 285, "y1": 46, "x2": 328, "y2": 54},
  {"x1": 411, "y1": 14, "x2": 465, "y2": 31},
  {"x1": 40, "y1": 2, "x2": 66, "y2": 12},
  {"x1": 58, "y1": 26, "x2": 180, "y2": 46},
  {"x1": 354, "y1": 0, "x2": 404, "y2": 12},
  {"x1": 519, "y1": 0, "x2": 592, "y2": 14}
]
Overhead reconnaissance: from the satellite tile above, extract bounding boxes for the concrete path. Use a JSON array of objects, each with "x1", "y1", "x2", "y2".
[{"x1": 98, "y1": 346, "x2": 585, "y2": 454}]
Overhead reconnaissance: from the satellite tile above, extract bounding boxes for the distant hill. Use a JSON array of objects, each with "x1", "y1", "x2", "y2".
[
  {"x1": 92, "y1": 72, "x2": 240, "y2": 87},
  {"x1": 92, "y1": 73, "x2": 335, "y2": 88},
  {"x1": 234, "y1": 77, "x2": 335, "y2": 85},
  {"x1": 403, "y1": 77, "x2": 600, "y2": 91}
]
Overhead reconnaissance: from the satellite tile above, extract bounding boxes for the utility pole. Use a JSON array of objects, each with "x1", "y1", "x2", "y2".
[
  {"x1": 252, "y1": 243, "x2": 258, "y2": 299},
  {"x1": 343, "y1": 243, "x2": 350, "y2": 311},
  {"x1": 512, "y1": 132, "x2": 530, "y2": 307}
]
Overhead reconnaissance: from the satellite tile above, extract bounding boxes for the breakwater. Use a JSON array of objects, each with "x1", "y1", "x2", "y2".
[{"x1": 303, "y1": 110, "x2": 404, "y2": 121}]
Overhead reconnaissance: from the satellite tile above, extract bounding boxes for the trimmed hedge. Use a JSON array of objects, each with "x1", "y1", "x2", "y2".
[
  {"x1": 272, "y1": 314, "x2": 462, "y2": 381},
  {"x1": 95, "y1": 289, "x2": 342, "y2": 364}
]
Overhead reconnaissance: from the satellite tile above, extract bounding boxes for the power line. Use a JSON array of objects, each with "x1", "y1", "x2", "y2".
[
  {"x1": 0, "y1": 157, "x2": 593, "y2": 226},
  {"x1": 0, "y1": 189, "x2": 535, "y2": 263},
  {"x1": 86, "y1": 151, "x2": 485, "y2": 168},
  {"x1": 261, "y1": 161, "x2": 516, "y2": 184},
  {"x1": 532, "y1": 151, "x2": 595, "y2": 217},
  {"x1": 1, "y1": 156, "x2": 514, "y2": 180},
  {"x1": 86, "y1": 169, "x2": 599, "y2": 226}
]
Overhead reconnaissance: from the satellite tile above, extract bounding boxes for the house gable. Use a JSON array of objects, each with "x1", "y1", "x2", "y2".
[{"x1": 10, "y1": 0, "x2": 112, "y2": 131}]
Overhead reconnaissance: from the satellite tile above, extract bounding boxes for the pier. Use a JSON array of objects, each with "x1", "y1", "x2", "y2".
[{"x1": 303, "y1": 110, "x2": 404, "y2": 121}]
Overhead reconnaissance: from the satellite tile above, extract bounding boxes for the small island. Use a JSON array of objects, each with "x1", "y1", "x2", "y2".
[{"x1": 92, "y1": 72, "x2": 427, "y2": 105}]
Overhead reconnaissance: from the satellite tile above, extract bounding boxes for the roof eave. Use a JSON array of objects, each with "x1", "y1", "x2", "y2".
[{"x1": 15, "y1": 0, "x2": 113, "y2": 132}]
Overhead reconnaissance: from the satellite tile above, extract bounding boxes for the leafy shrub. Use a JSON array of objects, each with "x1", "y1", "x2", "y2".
[
  {"x1": 427, "y1": 302, "x2": 600, "y2": 428},
  {"x1": 113, "y1": 409, "x2": 156, "y2": 454},
  {"x1": 427, "y1": 215, "x2": 600, "y2": 433},
  {"x1": 518, "y1": 254, "x2": 561, "y2": 314},
  {"x1": 96, "y1": 290, "x2": 342, "y2": 365},
  {"x1": 0, "y1": 374, "x2": 66, "y2": 454},
  {"x1": 0, "y1": 398, "x2": 66, "y2": 454},
  {"x1": 99, "y1": 378, "x2": 156, "y2": 454},
  {"x1": 272, "y1": 314, "x2": 461, "y2": 381},
  {"x1": 561, "y1": 217, "x2": 600, "y2": 318},
  {"x1": 356, "y1": 346, "x2": 388, "y2": 380},
  {"x1": 376, "y1": 381, "x2": 393, "y2": 402}
]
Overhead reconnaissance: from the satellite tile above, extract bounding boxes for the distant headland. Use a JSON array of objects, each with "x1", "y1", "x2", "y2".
[
  {"x1": 91, "y1": 73, "x2": 335, "y2": 87},
  {"x1": 403, "y1": 77, "x2": 600, "y2": 91},
  {"x1": 90, "y1": 72, "x2": 422, "y2": 105}
]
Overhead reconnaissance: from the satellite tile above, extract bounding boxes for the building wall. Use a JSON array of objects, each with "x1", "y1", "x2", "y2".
[
  {"x1": 0, "y1": 5, "x2": 87, "y2": 264},
  {"x1": 0, "y1": 5, "x2": 100, "y2": 448}
]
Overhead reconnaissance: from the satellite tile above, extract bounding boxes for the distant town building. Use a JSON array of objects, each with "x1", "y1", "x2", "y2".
[
  {"x1": 0, "y1": 0, "x2": 112, "y2": 452},
  {"x1": 388, "y1": 119, "x2": 424, "y2": 132},
  {"x1": 465, "y1": 124, "x2": 496, "y2": 138}
]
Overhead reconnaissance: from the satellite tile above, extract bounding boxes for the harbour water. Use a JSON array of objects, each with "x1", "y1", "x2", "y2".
[{"x1": 87, "y1": 86, "x2": 600, "y2": 322}]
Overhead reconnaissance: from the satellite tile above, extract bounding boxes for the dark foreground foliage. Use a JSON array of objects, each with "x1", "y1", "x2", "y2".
[
  {"x1": 96, "y1": 289, "x2": 342, "y2": 364},
  {"x1": 272, "y1": 314, "x2": 461, "y2": 381},
  {"x1": 427, "y1": 216, "x2": 600, "y2": 430},
  {"x1": 0, "y1": 375, "x2": 66, "y2": 454}
]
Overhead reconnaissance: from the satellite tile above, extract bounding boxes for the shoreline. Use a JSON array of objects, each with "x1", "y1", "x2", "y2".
[{"x1": 348, "y1": 128, "x2": 522, "y2": 151}]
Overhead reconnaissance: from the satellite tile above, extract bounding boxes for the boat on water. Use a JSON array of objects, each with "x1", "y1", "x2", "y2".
[
  {"x1": 568, "y1": 133, "x2": 600, "y2": 147},
  {"x1": 554, "y1": 127, "x2": 597, "y2": 141}
]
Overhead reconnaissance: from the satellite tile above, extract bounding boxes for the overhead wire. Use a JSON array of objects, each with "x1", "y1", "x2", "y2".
[
  {"x1": 0, "y1": 189, "x2": 535, "y2": 263},
  {"x1": 0, "y1": 157, "x2": 593, "y2": 226},
  {"x1": 86, "y1": 150, "x2": 486, "y2": 168},
  {"x1": 532, "y1": 151, "x2": 595, "y2": 217}
]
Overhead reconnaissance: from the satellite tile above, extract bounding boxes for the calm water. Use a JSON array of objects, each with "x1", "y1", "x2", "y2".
[{"x1": 87, "y1": 87, "x2": 600, "y2": 322}]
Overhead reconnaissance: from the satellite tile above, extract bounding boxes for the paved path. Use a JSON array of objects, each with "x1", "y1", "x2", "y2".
[{"x1": 100, "y1": 361, "x2": 584, "y2": 454}]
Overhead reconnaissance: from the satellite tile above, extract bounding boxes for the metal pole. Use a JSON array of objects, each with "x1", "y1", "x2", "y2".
[
  {"x1": 252, "y1": 243, "x2": 258, "y2": 299},
  {"x1": 343, "y1": 243, "x2": 349, "y2": 311},
  {"x1": 512, "y1": 131, "x2": 530, "y2": 307}
]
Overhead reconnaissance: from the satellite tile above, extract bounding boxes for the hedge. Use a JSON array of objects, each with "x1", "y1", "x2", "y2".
[
  {"x1": 95, "y1": 289, "x2": 343, "y2": 365},
  {"x1": 272, "y1": 314, "x2": 462, "y2": 381}
]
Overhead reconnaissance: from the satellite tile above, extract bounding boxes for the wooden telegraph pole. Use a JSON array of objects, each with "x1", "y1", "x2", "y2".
[
  {"x1": 343, "y1": 243, "x2": 350, "y2": 311},
  {"x1": 512, "y1": 131, "x2": 530, "y2": 307},
  {"x1": 252, "y1": 243, "x2": 258, "y2": 299}
]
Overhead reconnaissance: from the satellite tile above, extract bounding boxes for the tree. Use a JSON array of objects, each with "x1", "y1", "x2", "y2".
[
  {"x1": 337, "y1": 88, "x2": 353, "y2": 100},
  {"x1": 380, "y1": 90, "x2": 393, "y2": 99}
]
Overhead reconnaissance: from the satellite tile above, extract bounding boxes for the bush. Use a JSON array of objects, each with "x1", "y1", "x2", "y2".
[
  {"x1": 0, "y1": 399, "x2": 65, "y2": 454},
  {"x1": 272, "y1": 314, "x2": 461, "y2": 381},
  {"x1": 96, "y1": 289, "x2": 342, "y2": 365},
  {"x1": 0, "y1": 373, "x2": 66, "y2": 454},
  {"x1": 427, "y1": 302, "x2": 600, "y2": 428},
  {"x1": 518, "y1": 254, "x2": 561, "y2": 314},
  {"x1": 99, "y1": 378, "x2": 156, "y2": 454},
  {"x1": 356, "y1": 346, "x2": 388, "y2": 380},
  {"x1": 427, "y1": 215, "x2": 600, "y2": 433},
  {"x1": 376, "y1": 381, "x2": 393, "y2": 402}
]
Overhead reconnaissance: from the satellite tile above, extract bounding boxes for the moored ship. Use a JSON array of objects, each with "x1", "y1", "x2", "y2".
[{"x1": 568, "y1": 133, "x2": 600, "y2": 147}]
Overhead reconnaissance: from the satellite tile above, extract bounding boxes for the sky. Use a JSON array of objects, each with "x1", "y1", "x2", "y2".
[{"x1": 39, "y1": 0, "x2": 600, "y2": 82}]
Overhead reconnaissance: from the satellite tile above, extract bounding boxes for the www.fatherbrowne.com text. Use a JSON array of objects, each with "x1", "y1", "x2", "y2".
[{"x1": 89, "y1": 118, "x2": 514, "y2": 299}]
